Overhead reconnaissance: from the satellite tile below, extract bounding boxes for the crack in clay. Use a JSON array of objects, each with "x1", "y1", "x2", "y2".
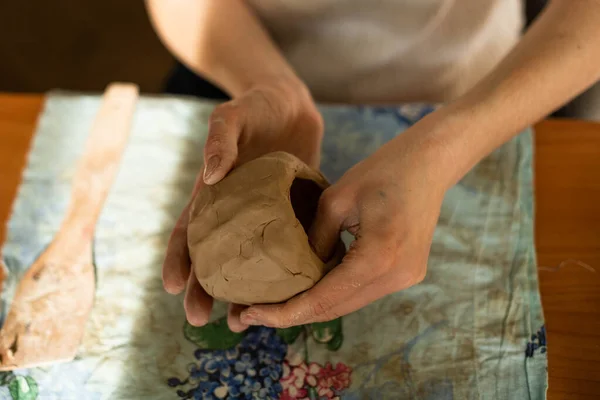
[
  {"x1": 220, "y1": 264, "x2": 229, "y2": 282},
  {"x1": 240, "y1": 239, "x2": 254, "y2": 260},
  {"x1": 286, "y1": 270, "x2": 312, "y2": 279},
  {"x1": 259, "y1": 218, "x2": 279, "y2": 244},
  {"x1": 188, "y1": 152, "x2": 345, "y2": 305}
]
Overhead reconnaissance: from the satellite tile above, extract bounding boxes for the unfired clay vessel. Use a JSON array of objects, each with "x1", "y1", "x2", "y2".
[{"x1": 187, "y1": 151, "x2": 343, "y2": 305}]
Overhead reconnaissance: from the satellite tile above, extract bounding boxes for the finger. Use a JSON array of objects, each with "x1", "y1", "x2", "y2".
[
  {"x1": 227, "y1": 303, "x2": 250, "y2": 333},
  {"x1": 203, "y1": 106, "x2": 242, "y2": 185},
  {"x1": 162, "y1": 207, "x2": 192, "y2": 294},
  {"x1": 184, "y1": 269, "x2": 214, "y2": 326},
  {"x1": 308, "y1": 187, "x2": 352, "y2": 262},
  {"x1": 162, "y1": 174, "x2": 205, "y2": 294},
  {"x1": 241, "y1": 236, "x2": 392, "y2": 328}
]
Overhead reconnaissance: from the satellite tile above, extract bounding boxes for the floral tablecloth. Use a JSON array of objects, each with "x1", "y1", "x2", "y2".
[{"x1": 0, "y1": 93, "x2": 547, "y2": 399}]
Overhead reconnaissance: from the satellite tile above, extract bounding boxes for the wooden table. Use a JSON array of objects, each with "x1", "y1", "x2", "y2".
[{"x1": 1, "y1": 94, "x2": 599, "y2": 399}]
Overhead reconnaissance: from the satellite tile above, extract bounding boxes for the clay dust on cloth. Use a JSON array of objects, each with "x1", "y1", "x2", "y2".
[{"x1": 0, "y1": 93, "x2": 547, "y2": 399}]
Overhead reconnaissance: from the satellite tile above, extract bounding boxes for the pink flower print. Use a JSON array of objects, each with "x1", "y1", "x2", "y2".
[
  {"x1": 305, "y1": 362, "x2": 321, "y2": 387},
  {"x1": 280, "y1": 360, "x2": 308, "y2": 399},
  {"x1": 315, "y1": 362, "x2": 352, "y2": 398},
  {"x1": 280, "y1": 359, "x2": 322, "y2": 399},
  {"x1": 280, "y1": 357, "x2": 352, "y2": 399}
]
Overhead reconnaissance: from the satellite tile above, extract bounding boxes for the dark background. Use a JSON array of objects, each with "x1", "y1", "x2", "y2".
[{"x1": 0, "y1": 1, "x2": 174, "y2": 93}]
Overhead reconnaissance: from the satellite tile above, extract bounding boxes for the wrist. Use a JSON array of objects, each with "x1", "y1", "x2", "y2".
[
  {"x1": 249, "y1": 76, "x2": 323, "y2": 134},
  {"x1": 234, "y1": 68, "x2": 305, "y2": 96},
  {"x1": 245, "y1": 73, "x2": 312, "y2": 106},
  {"x1": 398, "y1": 105, "x2": 488, "y2": 191}
]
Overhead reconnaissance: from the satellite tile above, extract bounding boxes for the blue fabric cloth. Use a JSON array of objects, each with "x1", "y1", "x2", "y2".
[{"x1": 0, "y1": 93, "x2": 547, "y2": 399}]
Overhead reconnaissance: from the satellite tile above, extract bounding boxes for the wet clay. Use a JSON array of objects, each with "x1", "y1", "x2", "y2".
[{"x1": 187, "y1": 151, "x2": 344, "y2": 305}]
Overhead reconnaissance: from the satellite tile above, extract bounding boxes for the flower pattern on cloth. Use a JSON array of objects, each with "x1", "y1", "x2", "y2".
[
  {"x1": 168, "y1": 315, "x2": 352, "y2": 399},
  {"x1": 525, "y1": 326, "x2": 547, "y2": 358},
  {"x1": 168, "y1": 327, "x2": 287, "y2": 399},
  {"x1": 280, "y1": 358, "x2": 352, "y2": 400},
  {"x1": 0, "y1": 372, "x2": 38, "y2": 400},
  {"x1": 0, "y1": 95, "x2": 547, "y2": 399}
]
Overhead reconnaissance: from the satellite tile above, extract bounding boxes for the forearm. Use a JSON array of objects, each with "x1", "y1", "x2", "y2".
[
  {"x1": 418, "y1": 0, "x2": 600, "y2": 186},
  {"x1": 146, "y1": 0, "x2": 301, "y2": 97}
]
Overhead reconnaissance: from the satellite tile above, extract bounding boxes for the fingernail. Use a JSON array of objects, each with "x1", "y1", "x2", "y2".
[
  {"x1": 203, "y1": 156, "x2": 220, "y2": 184},
  {"x1": 187, "y1": 314, "x2": 208, "y2": 327}
]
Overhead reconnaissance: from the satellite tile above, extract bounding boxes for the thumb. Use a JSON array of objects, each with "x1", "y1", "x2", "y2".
[
  {"x1": 308, "y1": 187, "x2": 350, "y2": 262},
  {"x1": 203, "y1": 107, "x2": 241, "y2": 185}
]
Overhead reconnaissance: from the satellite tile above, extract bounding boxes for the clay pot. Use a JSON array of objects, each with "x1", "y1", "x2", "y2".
[{"x1": 187, "y1": 151, "x2": 343, "y2": 305}]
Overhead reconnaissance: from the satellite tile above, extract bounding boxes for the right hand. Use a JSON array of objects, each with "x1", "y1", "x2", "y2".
[{"x1": 162, "y1": 79, "x2": 324, "y2": 332}]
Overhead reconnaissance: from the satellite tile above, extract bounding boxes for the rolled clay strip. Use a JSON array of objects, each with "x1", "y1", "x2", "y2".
[{"x1": 188, "y1": 151, "x2": 344, "y2": 305}]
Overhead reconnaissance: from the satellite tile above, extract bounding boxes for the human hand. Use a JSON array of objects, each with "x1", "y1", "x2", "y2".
[
  {"x1": 239, "y1": 123, "x2": 454, "y2": 328},
  {"x1": 162, "y1": 79, "x2": 323, "y2": 331}
]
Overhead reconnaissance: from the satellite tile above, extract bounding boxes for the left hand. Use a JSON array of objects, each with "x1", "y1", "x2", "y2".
[
  {"x1": 162, "y1": 79, "x2": 323, "y2": 332},
  {"x1": 240, "y1": 124, "x2": 454, "y2": 327}
]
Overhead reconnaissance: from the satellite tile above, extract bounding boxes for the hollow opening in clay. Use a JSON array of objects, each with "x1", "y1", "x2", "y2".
[{"x1": 289, "y1": 178, "x2": 323, "y2": 235}]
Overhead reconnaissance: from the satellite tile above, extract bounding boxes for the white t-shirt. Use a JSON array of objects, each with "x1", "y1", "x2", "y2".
[{"x1": 246, "y1": 0, "x2": 524, "y2": 103}]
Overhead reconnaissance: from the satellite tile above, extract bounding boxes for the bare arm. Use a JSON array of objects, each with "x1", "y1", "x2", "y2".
[
  {"x1": 239, "y1": 0, "x2": 600, "y2": 328},
  {"x1": 145, "y1": 0, "x2": 301, "y2": 97},
  {"x1": 428, "y1": 0, "x2": 600, "y2": 186},
  {"x1": 148, "y1": 0, "x2": 324, "y2": 330}
]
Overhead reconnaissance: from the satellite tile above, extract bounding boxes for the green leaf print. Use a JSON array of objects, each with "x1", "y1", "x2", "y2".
[
  {"x1": 276, "y1": 325, "x2": 304, "y2": 344},
  {"x1": 311, "y1": 318, "x2": 342, "y2": 345},
  {"x1": 0, "y1": 372, "x2": 14, "y2": 386},
  {"x1": 326, "y1": 331, "x2": 344, "y2": 351},
  {"x1": 183, "y1": 317, "x2": 244, "y2": 350},
  {"x1": 8, "y1": 375, "x2": 38, "y2": 400}
]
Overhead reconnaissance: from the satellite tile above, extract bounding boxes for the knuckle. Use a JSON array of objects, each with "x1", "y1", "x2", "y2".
[
  {"x1": 319, "y1": 187, "x2": 348, "y2": 221},
  {"x1": 211, "y1": 102, "x2": 238, "y2": 121},
  {"x1": 298, "y1": 108, "x2": 324, "y2": 136},
  {"x1": 204, "y1": 137, "x2": 227, "y2": 159},
  {"x1": 204, "y1": 133, "x2": 224, "y2": 150},
  {"x1": 206, "y1": 105, "x2": 241, "y2": 158},
  {"x1": 204, "y1": 130, "x2": 234, "y2": 157},
  {"x1": 208, "y1": 107, "x2": 236, "y2": 132}
]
